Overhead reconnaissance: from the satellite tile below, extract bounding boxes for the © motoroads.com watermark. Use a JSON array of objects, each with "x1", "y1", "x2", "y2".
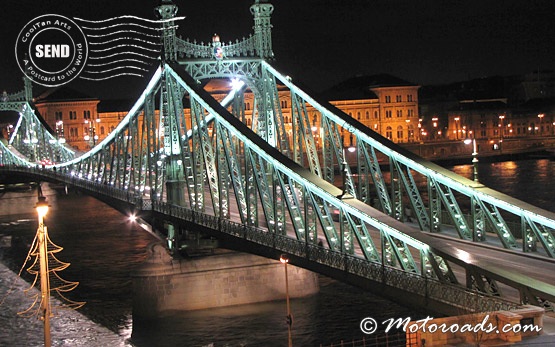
[{"x1": 360, "y1": 315, "x2": 542, "y2": 335}]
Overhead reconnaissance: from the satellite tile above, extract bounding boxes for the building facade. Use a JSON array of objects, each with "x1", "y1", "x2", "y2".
[
  {"x1": 34, "y1": 88, "x2": 101, "y2": 152},
  {"x1": 34, "y1": 74, "x2": 421, "y2": 153}
]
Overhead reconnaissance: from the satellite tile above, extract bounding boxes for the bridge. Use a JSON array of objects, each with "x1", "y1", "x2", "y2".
[{"x1": 1, "y1": 0, "x2": 555, "y2": 316}]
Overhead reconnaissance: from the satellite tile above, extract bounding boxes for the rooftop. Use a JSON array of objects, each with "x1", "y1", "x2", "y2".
[
  {"x1": 321, "y1": 74, "x2": 416, "y2": 101},
  {"x1": 35, "y1": 87, "x2": 97, "y2": 103}
]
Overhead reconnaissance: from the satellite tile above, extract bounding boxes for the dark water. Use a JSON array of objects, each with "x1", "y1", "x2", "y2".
[
  {"x1": 0, "y1": 159, "x2": 553, "y2": 346},
  {"x1": 451, "y1": 159, "x2": 555, "y2": 213}
]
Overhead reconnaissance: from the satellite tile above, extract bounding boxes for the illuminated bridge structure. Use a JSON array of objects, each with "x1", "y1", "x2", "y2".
[{"x1": 1, "y1": 0, "x2": 555, "y2": 315}]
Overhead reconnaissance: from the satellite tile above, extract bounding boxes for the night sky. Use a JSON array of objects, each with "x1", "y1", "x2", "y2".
[{"x1": 1, "y1": 0, "x2": 554, "y2": 99}]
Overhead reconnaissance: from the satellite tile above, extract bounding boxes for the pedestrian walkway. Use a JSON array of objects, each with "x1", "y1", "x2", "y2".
[{"x1": 0, "y1": 261, "x2": 133, "y2": 346}]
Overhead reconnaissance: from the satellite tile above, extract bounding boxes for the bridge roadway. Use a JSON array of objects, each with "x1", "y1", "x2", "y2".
[
  {"x1": 354, "y1": 198, "x2": 555, "y2": 305},
  {"x1": 427, "y1": 232, "x2": 555, "y2": 303}
]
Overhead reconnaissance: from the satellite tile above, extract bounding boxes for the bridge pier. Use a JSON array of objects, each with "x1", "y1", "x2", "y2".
[{"x1": 131, "y1": 242, "x2": 319, "y2": 320}]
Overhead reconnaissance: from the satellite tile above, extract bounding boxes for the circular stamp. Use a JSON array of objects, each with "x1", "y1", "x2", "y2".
[{"x1": 15, "y1": 14, "x2": 88, "y2": 87}]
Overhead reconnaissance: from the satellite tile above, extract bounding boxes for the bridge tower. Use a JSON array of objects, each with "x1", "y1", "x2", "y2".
[
  {"x1": 250, "y1": 1, "x2": 278, "y2": 147},
  {"x1": 24, "y1": 74, "x2": 32, "y2": 103},
  {"x1": 156, "y1": 0, "x2": 186, "y2": 253},
  {"x1": 155, "y1": 0, "x2": 178, "y2": 62},
  {"x1": 250, "y1": 0, "x2": 274, "y2": 59}
]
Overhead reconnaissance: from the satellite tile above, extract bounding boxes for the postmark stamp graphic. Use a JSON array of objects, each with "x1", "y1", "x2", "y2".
[{"x1": 15, "y1": 14, "x2": 88, "y2": 87}]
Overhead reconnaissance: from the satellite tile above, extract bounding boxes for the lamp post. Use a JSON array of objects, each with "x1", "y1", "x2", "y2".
[
  {"x1": 538, "y1": 114, "x2": 544, "y2": 135},
  {"x1": 464, "y1": 135, "x2": 479, "y2": 182},
  {"x1": 498, "y1": 114, "x2": 505, "y2": 148},
  {"x1": 84, "y1": 118, "x2": 100, "y2": 148},
  {"x1": 432, "y1": 117, "x2": 438, "y2": 140},
  {"x1": 35, "y1": 189, "x2": 51, "y2": 347},
  {"x1": 280, "y1": 254, "x2": 293, "y2": 347}
]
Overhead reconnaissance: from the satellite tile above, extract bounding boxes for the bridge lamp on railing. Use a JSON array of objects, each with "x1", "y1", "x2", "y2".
[
  {"x1": 230, "y1": 77, "x2": 244, "y2": 91},
  {"x1": 279, "y1": 254, "x2": 293, "y2": 347},
  {"x1": 347, "y1": 135, "x2": 356, "y2": 153}
]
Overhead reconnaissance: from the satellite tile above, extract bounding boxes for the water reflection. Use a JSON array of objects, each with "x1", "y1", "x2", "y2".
[{"x1": 450, "y1": 159, "x2": 555, "y2": 212}]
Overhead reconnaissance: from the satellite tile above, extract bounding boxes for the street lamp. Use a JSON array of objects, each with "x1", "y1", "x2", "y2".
[
  {"x1": 432, "y1": 117, "x2": 438, "y2": 140},
  {"x1": 538, "y1": 114, "x2": 544, "y2": 135},
  {"x1": 464, "y1": 135, "x2": 479, "y2": 182},
  {"x1": 35, "y1": 189, "x2": 51, "y2": 347},
  {"x1": 454, "y1": 117, "x2": 460, "y2": 140},
  {"x1": 280, "y1": 254, "x2": 293, "y2": 347}
]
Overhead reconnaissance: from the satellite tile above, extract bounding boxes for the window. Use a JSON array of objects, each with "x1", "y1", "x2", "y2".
[
  {"x1": 396, "y1": 110, "x2": 403, "y2": 118},
  {"x1": 385, "y1": 110, "x2": 392, "y2": 118},
  {"x1": 397, "y1": 126, "x2": 403, "y2": 140},
  {"x1": 365, "y1": 111, "x2": 369, "y2": 119},
  {"x1": 407, "y1": 109, "x2": 414, "y2": 117},
  {"x1": 69, "y1": 111, "x2": 77, "y2": 120},
  {"x1": 407, "y1": 94, "x2": 413, "y2": 102},
  {"x1": 357, "y1": 112, "x2": 361, "y2": 120},
  {"x1": 245, "y1": 102, "x2": 250, "y2": 110},
  {"x1": 396, "y1": 95, "x2": 402, "y2": 102},
  {"x1": 281, "y1": 100, "x2": 288, "y2": 109},
  {"x1": 385, "y1": 95, "x2": 391, "y2": 103},
  {"x1": 374, "y1": 110, "x2": 379, "y2": 119},
  {"x1": 100, "y1": 126, "x2": 105, "y2": 135},
  {"x1": 84, "y1": 110, "x2": 91, "y2": 119},
  {"x1": 386, "y1": 126, "x2": 392, "y2": 139},
  {"x1": 55, "y1": 111, "x2": 63, "y2": 121}
]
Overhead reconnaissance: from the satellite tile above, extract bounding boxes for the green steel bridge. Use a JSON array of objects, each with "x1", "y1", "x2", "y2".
[{"x1": 1, "y1": 0, "x2": 555, "y2": 316}]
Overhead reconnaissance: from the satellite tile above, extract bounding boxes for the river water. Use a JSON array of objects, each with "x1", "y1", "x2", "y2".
[{"x1": 0, "y1": 159, "x2": 553, "y2": 346}]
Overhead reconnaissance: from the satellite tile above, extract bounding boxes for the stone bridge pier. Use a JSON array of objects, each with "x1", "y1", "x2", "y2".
[{"x1": 132, "y1": 242, "x2": 319, "y2": 319}]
